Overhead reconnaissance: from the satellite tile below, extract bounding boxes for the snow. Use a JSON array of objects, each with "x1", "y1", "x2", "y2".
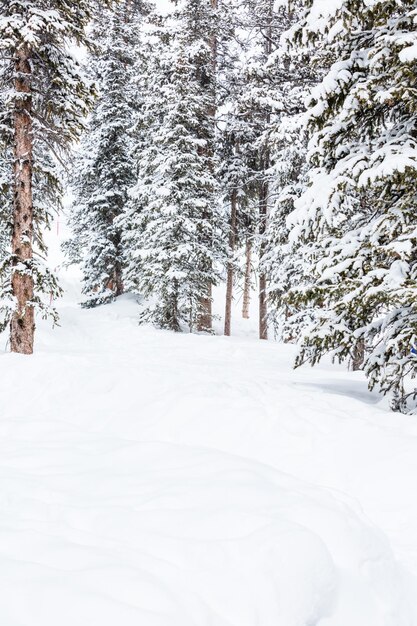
[
  {"x1": 0, "y1": 226, "x2": 416, "y2": 625},
  {"x1": 399, "y1": 42, "x2": 417, "y2": 63}
]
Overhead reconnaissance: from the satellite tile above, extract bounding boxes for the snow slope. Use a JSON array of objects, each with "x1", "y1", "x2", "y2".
[{"x1": 0, "y1": 263, "x2": 417, "y2": 625}]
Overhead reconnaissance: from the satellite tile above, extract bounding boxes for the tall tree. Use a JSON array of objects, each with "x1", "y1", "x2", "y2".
[
  {"x1": 181, "y1": 0, "x2": 220, "y2": 331},
  {"x1": 217, "y1": 0, "x2": 258, "y2": 334},
  {"x1": 230, "y1": 0, "x2": 285, "y2": 340},
  {"x1": 121, "y1": 20, "x2": 225, "y2": 331},
  {"x1": 219, "y1": 105, "x2": 257, "y2": 334},
  {"x1": 261, "y1": 1, "x2": 317, "y2": 340},
  {"x1": 121, "y1": 3, "x2": 225, "y2": 332},
  {"x1": 0, "y1": 0, "x2": 107, "y2": 353},
  {"x1": 66, "y1": 0, "x2": 147, "y2": 308},
  {"x1": 283, "y1": 0, "x2": 417, "y2": 412},
  {"x1": 0, "y1": 110, "x2": 12, "y2": 333}
]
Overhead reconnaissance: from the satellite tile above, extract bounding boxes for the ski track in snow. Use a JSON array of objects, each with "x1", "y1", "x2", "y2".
[{"x1": 0, "y1": 273, "x2": 417, "y2": 625}]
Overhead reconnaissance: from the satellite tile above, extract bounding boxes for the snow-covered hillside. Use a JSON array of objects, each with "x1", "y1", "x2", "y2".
[{"x1": 0, "y1": 262, "x2": 417, "y2": 626}]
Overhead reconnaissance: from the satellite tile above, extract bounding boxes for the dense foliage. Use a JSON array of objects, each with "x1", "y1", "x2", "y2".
[{"x1": 1, "y1": 0, "x2": 416, "y2": 412}]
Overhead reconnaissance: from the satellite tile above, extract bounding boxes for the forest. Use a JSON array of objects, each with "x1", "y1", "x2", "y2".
[
  {"x1": 1, "y1": 2, "x2": 417, "y2": 625},
  {"x1": 1, "y1": 0, "x2": 417, "y2": 412}
]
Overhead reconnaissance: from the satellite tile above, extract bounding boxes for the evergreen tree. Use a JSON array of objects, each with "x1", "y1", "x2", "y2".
[
  {"x1": 121, "y1": 16, "x2": 225, "y2": 332},
  {"x1": 218, "y1": 0, "x2": 303, "y2": 337},
  {"x1": 0, "y1": 0, "x2": 108, "y2": 353},
  {"x1": 66, "y1": 0, "x2": 147, "y2": 308},
  {"x1": 283, "y1": 0, "x2": 417, "y2": 412},
  {"x1": 217, "y1": 6, "x2": 256, "y2": 335},
  {"x1": 179, "y1": 0, "x2": 222, "y2": 331},
  {"x1": 226, "y1": 0, "x2": 290, "y2": 339},
  {"x1": 219, "y1": 121, "x2": 254, "y2": 335},
  {"x1": 261, "y1": 2, "x2": 317, "y2": 340}
]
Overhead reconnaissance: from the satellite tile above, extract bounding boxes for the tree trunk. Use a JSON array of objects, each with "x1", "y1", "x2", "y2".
[
  {"x1": 259, "y1": 276, "x2": 268, "y2": 339},
  {"x1": 352, "y1": 338, "x2": 365, "y2": 371},
  {"x1": 259, "y1": 273, "x2": 268, "y2": 340},
  {"x1": 197, "y1": 289, "x2": 212, "y2": 332},
  {"x1": 113, "y1": 232, "x2": 124, "y2": 297},
  {"x1": 258, "y1": 181, "x2": 268, "y2": 341},
  {"x1": 114, "y1": 269, "x2": 124, "y2": 297},
  {"x1": 242, "y1": 239, "x2": 251, "y2": 319},
  {"x1": 10, "y1": 44, "x2": 35, "y2": 355},
  {"x1": 224, "y1": 189, "x2": 237, "y2": 336}
]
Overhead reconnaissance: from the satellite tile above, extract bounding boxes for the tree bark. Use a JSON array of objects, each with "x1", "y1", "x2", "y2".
[
  {"x1": 113, "y1": 231, "x2": 124, "y2": 297},
  {"x1": 10, "y1": 44, "x2": 35, "y2": 355},
  {"x1": 224, "y1": 189, "x2": 237, "y2": 336},
  {"x1": 259, "y1": 274, "x2": 268, "y2": 339},
  {"x1": 258, "y1": 180, "x2": 268, "y2": 341},
  {"x1": 242, "y1": 239, "x2": 251, "y2": 319},
  {"x1": 352, "y1": 338, "x2": 365, "y2": 371},
  {"x1": 197, "y1": 289, "x2": 212, "y2": 332}
]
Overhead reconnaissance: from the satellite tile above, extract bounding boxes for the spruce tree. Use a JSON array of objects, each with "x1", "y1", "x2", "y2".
[
  {"x1": 228, "y1": 0, "x2": 289, "y2": 339},
  {"x1": 283, "y1": 0, "x2": 417, "y2": 412},
  {"x1": 121, "y1": 17, "x2": 225, "y2": 332},
  {"x1": 261, "y1": 2, "x2": 317, "y2": 340},
  {"x1": 0, "y1": 0, "x2": 108, "y2": 353},
  {"x1": 218, "y1": 79, "x2": 259, "y2": 333},
  {"x1": 219, "y1": 126, "x2": 253, "y2": 336},
  {"x1": 217, "y1": 6, "x2": 255, "y2": 335},
  {"x1": 179, "y1": 0, "x2": 221, "y2": 331},
  {"x1": 66, "y1": 0, "x2": 146, "y2": 308}
]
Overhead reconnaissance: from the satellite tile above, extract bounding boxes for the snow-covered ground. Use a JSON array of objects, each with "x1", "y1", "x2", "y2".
[{"x1": 0, "y1": 226, "x2": 417, "y2": 625}]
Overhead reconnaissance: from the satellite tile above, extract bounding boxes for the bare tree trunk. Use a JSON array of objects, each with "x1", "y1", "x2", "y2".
[
  {"x1": 114, "y1": 269, "x2": 124, "y2": 297},
  {"x1": 352, "y1": 338, "x2": 365, "y2": 371},
  {"x1": 113, "y1": 231, "x2": 124, "y2": 297},
  {"x1": 224, "y1": 189, "x2": 237, "y2": 336},
  {"x1": 106, "y1": 268, "x2": 124, "y2": 298},
  {"x1": 10, "y1": 45, "x2": 35, "y2": 355},
  {"x1": 198, "y1": 289, "x2": 212, "y2": 332},
  {"x1": 259, "y1": 274, "x2": 268, "y2": 339},
  {"x1": 242, "y1": 239, "x2": 251, "y2": 319},
  {"x1": 258, "y1": 181, "x2": 268, "y2": 341}
]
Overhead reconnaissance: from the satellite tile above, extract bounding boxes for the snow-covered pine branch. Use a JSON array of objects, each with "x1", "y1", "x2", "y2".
[{"x1": 282, "y1": 0, "x2": 417, "y2": 412}]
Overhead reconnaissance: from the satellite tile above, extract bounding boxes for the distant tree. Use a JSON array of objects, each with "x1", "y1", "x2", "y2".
[
  {"x1": 261, "y1": 1, "x2": 317, "y2": 341},
  {"x1": 121, "y1": 16, "x2": 225, "y2": 332},
  {"x1": 218, "y1": 93, "x2": 257, "y2": 334},
  {"x1": 227, "y1": 0, "x2": 291, "y2": 340},
  {"x1": 219, "y1": 130, "x2": 248, "y2": 336},
  {"x1": 66, "y1": 0, "x2": 148, "y2": 308}
]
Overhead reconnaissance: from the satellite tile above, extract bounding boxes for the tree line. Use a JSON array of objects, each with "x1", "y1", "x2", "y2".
[{"x1": 1, "y1": 0, "x2": 417, "y2": 413}]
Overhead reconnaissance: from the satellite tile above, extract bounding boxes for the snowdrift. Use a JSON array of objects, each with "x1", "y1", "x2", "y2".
[{"x1": 0, "y1": 291, "x2": 416, "y2": 625}]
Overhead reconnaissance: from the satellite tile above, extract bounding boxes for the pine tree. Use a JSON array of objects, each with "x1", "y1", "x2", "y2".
[
  {"x1": 244, "y1": 0, "x2": 275, "y2": 340},
  {"x1": 227, "y1": 0, "x2": 289, "y2": 340},
  {"x1": 217, "y1": 12, "x2": 255, "y2": 335},
  {"x1": 218, "y1": 87, "x2": 260, "y2": 331},
  {"x1": 0, "y1": 0, "x2": 108, "y2": 353},
  {"x1": 179, "y1": 0, "x2": 221, "y2": 331},
  {"x1": 219, "y1": 127, "x2": 251, "y2": 336},
  {"x1": 121, "y1": 17, "x2": 225, "y2": 332},
  {"x1": 261, "y1": 2, "x2": 317, "y2": 340},
  {"x1": 66, "y1": 0, "x2": 147, "y2": 308},
  {"x1": 283, "y1": 0, "x2": 417, "y2": 412}
]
